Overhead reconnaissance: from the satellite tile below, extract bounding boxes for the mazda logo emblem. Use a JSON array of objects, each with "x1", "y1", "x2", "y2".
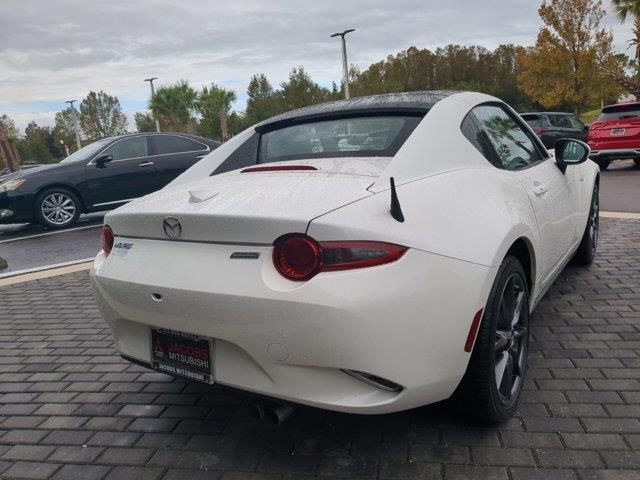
[{"x1": 162, "y1": 217, "x2": 182, "y2": 239}]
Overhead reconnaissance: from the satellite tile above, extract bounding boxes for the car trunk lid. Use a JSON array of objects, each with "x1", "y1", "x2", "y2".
[{"x1": 105, "y1": 158, "x2": 385, "y2": 244}]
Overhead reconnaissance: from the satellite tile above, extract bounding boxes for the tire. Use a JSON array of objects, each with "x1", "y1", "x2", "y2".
[
  {"x1": 634, "y1": 158, "x2": 640, "y2": 168},
  {"x1": 455, "y1": 256, "x2": 530, "y2": 423},
  {"x1": 34, "y1": 188, "x2": 81, "y2": 229},
  {"x1": 595, "y1": 159, "x2": 610, "y2": 170},
  {"x1": 573, "y1": 184, "x2": 599, "y2": 266}
]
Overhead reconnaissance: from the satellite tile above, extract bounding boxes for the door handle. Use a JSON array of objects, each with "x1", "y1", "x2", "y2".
[
  {"x1": 138, "y1": 161, "x2": 155, "y2": 167},
  {"x1": 532, "y1": 184, "x2": 548, "y2": 196}
]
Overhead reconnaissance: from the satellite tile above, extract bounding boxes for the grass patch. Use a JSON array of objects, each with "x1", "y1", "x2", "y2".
[{"x1": 580, "y1": 108, "x2": 601, "y2": 125}]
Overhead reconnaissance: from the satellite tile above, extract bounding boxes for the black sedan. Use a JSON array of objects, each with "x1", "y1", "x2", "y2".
[
  {"x1": 0, "y1": 133, "x2": 220, "y2": 228},
  {"x1": 520, "y1": 112, "x2": 588, "y2": 148},
  {"x1": 0, "y1": 164, "x2": 43, "y2": 177}
]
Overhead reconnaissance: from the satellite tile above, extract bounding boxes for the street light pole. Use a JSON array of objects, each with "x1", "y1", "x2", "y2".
[
  {"x1": 330, "y1": 29, "x2": 355, "y2": 100},
  {"x1": 65, "y1": 100, "x2": 82, "y2": 151},
  {"x1": 144, "y1": 77, "x2": 161, "y2": 132}
]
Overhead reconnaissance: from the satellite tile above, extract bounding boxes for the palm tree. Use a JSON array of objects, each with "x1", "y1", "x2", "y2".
[
  {"x1": 612, "y1": 0, "x2": 640, "y2": 62},
  {"x1": 149, "y1": 81, "x2": 198, "y2": 133},
  {"x1": 195, "y1": 84, "x2": 237, "y2": 141}
]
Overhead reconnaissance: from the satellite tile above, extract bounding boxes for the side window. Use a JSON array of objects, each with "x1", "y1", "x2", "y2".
[
  {"x1": 471, "y1": 105, "x2": 544, "y2": 171},
  {"x1": 103, "y1": 137, "x2": 148, "y2": 161},
  {"x1": 152, "y1": 135, "x2": 208, "y2": 155},
  {"x1": 568, "y1": 116, "x2": 585, "y2": 130},
  {"x1": 549, "y1": 115, "x2": 572, "y2": 129},
  {"x1": 461, "y1": 114, "x2": 500, "y2": 167}
]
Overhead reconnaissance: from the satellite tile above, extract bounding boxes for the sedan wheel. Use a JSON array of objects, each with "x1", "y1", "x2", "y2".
[
  {"x1": 455, "y1": 255, "x2": 529, "y2": 423},
  {"x1": 35, "y1": 188, "x2": 81, "y2": 229}
]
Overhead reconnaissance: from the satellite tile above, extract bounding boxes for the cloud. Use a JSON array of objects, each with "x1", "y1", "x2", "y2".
[{"x1": 0, "y1": 0, "x2": 633, "y2": 131}]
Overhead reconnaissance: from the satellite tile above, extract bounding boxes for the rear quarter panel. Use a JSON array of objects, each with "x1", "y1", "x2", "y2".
[{"x1": 308, "y1": 168, "x2": 541, "y2": 274}]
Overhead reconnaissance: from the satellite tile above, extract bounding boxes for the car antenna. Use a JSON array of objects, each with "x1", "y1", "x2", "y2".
[{"x1": 389, "y1": 177, "x2": 405, "y2": 223}]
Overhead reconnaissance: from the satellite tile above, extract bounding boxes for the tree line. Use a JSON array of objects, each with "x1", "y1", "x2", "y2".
[
  {"x1": 2, "y1": 0, "x2": 640, "y2": 169},
  {"x1": 0, "y1": 91, "x2": 127, "y2": 166}
]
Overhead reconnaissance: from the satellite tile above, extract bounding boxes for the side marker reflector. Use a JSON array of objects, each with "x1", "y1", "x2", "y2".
[{"x1": 464, "y1": 308, "x2": 485, "y2": 353}]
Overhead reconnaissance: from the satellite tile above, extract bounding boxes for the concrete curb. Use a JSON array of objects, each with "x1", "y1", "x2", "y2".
[
  {"x1": 601, "y1": 211, "x2": 640, "y2": 219},
  {"x1": 0, "y1": 259, "x2": 93, "y2": 287}
]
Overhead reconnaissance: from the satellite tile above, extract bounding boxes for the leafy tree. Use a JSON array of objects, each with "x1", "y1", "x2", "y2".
[
  {"x1": 195, "y1": 83, "x2": 237, "y2": 141},
  {"x1": 348, "y1": 44, "x2": 535, "y2": 111},
  {"x1": 0, "y1": 114, "x2": 19, "y2": 140},
  {"x1": 79, "y1": 91, "x2": 128, "y2": 140},
  {"x1": 517, "y1": 0, "x2": 617, "y2": 113},
  {"x1": 245, "y1": 74, "x2": 281, "y2": 123},
  {"x1": 134, "y1": 112, "x2": 156, "y2": 133},
  {"x1": 53, "y1": 108, "x2": 80, "y2": 153},
  {"x1": 279, "y1": 67, "x2": 332, "y2": 110},
  {"x1": 149, "y1": 80, "x2": 197, "y2": 133},
  {"x1": 19, "y1": 122, "x2": 55, "y2": 164}
]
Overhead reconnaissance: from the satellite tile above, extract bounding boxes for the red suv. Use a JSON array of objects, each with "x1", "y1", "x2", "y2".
[{"x1": 588, "y1": 101, "x2": 640, "y2": 170}]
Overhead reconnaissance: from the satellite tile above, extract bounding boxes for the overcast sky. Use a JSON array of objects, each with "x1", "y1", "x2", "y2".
[{"x1": 0, "y1": 0, "x2": 632, "y2": 131}]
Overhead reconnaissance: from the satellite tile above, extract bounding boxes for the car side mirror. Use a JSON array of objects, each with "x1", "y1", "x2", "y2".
[
  {"x1": 555, "y1": 138, "x2": 589, "y2": 173},
  {"x1": 95, "y1": 155, "x2": 113, "y2": 168},
  {"x1": 583, "y1": 125, "x2": 589, "y2": 132}
]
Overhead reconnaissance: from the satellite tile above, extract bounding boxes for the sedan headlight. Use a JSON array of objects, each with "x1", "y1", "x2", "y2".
[{"x1": 0, "y1": 179, "x2": 26, "y2": 193}]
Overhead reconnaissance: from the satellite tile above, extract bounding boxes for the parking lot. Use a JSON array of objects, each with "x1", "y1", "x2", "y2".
[
  {"x1": 0, "y1": 216, "x2": 637, "y2": 479},
  {"x1": 0, "y1": 151, "x2": 639, "y2": 479}
]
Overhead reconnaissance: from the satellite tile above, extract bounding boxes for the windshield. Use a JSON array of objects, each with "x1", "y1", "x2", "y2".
[
  {"x1": 597, "y1": 105, "x2": 640, "y2": 122},
  {"x1": 59, "y1": 138, "x2": 112, "y2": 164},
  {"x1": 259, "y1": 115, "x2": 422, "y2": 163}
]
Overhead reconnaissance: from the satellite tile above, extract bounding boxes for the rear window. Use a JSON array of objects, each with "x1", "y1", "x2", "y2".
[
  {"x1": 152, "y1": 135, "x2": 208, "y2": 155},
  {"x1": 598, "y1": 104, "x2": 640, "y2": 122},
  {"x1": 258, "y1": 115, "x2": 422, "y2": 163},
  {"x1": 521, "y1": 114, "x2": 541, "y2": 128}
]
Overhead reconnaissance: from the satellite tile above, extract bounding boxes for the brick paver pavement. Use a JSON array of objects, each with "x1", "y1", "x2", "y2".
[{"x1": 0, "y1": 218, "x2": 639, "y2": 480}]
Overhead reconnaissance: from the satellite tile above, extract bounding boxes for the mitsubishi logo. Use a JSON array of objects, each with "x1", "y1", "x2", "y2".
[{"x1": 162, "y1": 217, "x2": 182, "y2": 239}]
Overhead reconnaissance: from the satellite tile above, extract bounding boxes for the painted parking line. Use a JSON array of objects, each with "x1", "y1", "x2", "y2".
[{"x1": 0, "y1": 224, "x2": 102, "y2": 244}]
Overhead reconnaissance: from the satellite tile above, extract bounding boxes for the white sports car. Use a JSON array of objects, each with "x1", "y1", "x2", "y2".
[{"x1": 91, "y1": 91, "x2": 599, "y2": 422}]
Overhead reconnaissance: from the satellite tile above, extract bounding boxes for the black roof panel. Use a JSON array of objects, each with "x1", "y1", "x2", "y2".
[{"x1": 256, "y1": 90, "x2": 459, "y2": 130}]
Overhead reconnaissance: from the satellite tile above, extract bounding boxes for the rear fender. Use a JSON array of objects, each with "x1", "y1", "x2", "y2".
[{"x1": 308, "y1": 169, "x2": 541, "y2": 271}]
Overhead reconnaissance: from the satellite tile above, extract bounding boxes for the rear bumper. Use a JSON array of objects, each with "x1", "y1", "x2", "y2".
[
  {"x1": 589, "y1": 148, "x2": 640, "y2": 161},
  {"x1": 91, "y1": 237, "x2": 497, "y2": 414}
]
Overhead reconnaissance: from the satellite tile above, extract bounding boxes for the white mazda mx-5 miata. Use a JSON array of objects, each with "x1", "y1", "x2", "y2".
[{"x1": 92, "y1": 91, "x2": 599, "y2": 422}]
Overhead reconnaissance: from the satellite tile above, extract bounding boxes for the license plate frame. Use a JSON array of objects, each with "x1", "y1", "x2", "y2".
[
  {"x1": 611, "y1": 128, "x2": 626, "y2": 136},
  {"x1": 150, "y1": 328, "x2": 213, "y2": 383}
]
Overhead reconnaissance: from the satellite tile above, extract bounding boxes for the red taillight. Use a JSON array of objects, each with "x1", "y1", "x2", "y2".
[
  {"x1": 241, "y1": 165, "x2": 318, "y2": 173},
  {"x1": 272, "y1": 234, "x2": 322, "y2": 281},
  {"x1": 272, "y1": 234, "x2": 408, "y2": 281},
  {"x1": 101, "y1": 225, "x2": 114, "y2": 257}
]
